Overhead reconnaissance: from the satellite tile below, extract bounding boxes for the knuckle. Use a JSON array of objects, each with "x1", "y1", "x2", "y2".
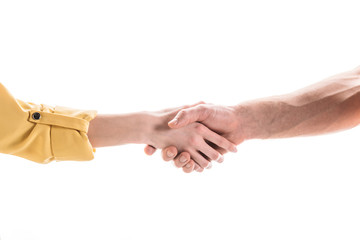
[
  {"x1": 189, "y1": 136, "x2": 200, "y2": 146},
  {"x1": 196, "y1": 104, "x2": 204, "y2": 110},
  {"x1": 194, "y1": 123, "x2": 206, "y2": 134},
  {"x1": 179, "y1": 110, "x2": 188, "y2": 117},
  {"x1": 197, "y1": 105, "x2": 207, "y2": 112}
]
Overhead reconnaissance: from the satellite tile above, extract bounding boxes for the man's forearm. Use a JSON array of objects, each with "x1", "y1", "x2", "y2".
[{"x1": 237, "y1": 67, "x2": 360, "y2": 140}]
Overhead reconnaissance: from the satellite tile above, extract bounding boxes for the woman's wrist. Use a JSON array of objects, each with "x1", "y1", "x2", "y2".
[
  {"x1": 88, "y1": 112, "x2": 158, "y2": 147},
  {"x1": 133, "y1": 111, "x2": 161, "y2": 145},
  {"x1": 119, "y1": 112, "x2": 153, "y2": 145},
  {"x1": 139, "y1": 112, "x2": 169, "y2": 147}
]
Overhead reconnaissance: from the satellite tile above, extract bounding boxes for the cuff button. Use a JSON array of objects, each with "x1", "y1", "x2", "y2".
[{"x1": 32, "y1": 112, "x2": 41, "y2": 120}]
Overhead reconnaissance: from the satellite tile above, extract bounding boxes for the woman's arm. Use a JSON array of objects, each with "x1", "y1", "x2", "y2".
[
  {"x1": 87, "y1": 110, "x2": 237, "y2": 171},
  {"x1": 0, "y1": 81, "x2": 235, "y2": 171},
  {"x1": 87, "y1": 112, "x2": 153, "y2": 147}
]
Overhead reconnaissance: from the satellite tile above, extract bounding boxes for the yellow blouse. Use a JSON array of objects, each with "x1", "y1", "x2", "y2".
[{"x1": 0, "y1": 83, "x2": 97, "y2": 163}]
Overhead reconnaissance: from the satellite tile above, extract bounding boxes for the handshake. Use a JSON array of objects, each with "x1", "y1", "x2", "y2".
[
  {"x1": 88, "y1": 102, "x2": 247, "y2": 173},
  {"x1": 1, "y1": 66, "x2": 358, "y2": 166},
  {"x1": 143, "y1": 102, "x2": 244, "y2": 173},
  {"x1": 87, "y1": 66, "x2": 360, "y2": 173}
]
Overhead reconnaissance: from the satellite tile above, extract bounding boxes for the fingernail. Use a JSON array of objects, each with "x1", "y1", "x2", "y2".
[
  {"x1": 186, "y1": 163, "x2": 192, "y2": 168},
  {"x1": 206, "y1": 162, "x2": 212, "y2": 169},
  {"x1": 231, "y1": 146, "x2": 238, "y2": 153},
  {"x1": 169, "y1": 119, "x2": 178, "y2": 125},
  {"x1": 180, "y1": 156, "x2": 187, "y2": 163},
  {"x1": 167, "y1": 151, "x2": 175, "y2": 158}
]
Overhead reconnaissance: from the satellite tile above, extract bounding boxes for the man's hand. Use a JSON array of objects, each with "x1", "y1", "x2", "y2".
[{"x1": 168, "y1": 104, "x2": 245, "y2": 146}]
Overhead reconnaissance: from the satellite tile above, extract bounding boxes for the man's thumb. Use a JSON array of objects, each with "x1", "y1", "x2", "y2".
[{"x1": 168, "y1": 109, "x2": 196, "y2": 128}]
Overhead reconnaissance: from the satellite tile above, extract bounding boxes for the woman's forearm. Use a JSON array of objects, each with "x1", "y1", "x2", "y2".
[
  {"x1": 86, "y1": 109, "x2": 237, "y2": 171},
  {"x1": 238, "y1": 67, "x2": 360, "y2": 140},
  {"x1": 87, "y1": 112, "x2": 153, "y2": 148}
]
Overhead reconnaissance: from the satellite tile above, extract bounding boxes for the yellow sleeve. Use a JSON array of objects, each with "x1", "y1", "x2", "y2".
[{"x1": 0, "y1": 83, "x2": 97, "y2": 164}]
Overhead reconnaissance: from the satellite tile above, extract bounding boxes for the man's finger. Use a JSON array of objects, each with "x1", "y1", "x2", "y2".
[
  {"x1": 182, "y1": 160, "x2": 195, "y2": 173},
  {"x1": 144, "y1": 145, "x2": 157, "y2": 156},
  {"x1": 194, "y1": 163, "x2": 204, "y2": 172},
  {"x1": 174, "y1": 152, "x2": 191, "y2": 168},
  {"x1": 184, "y1": 101, "x2": 205, "y2": 109},
  {"x1": 168, "y1": 105, "x2": 209, "y2": 129}
]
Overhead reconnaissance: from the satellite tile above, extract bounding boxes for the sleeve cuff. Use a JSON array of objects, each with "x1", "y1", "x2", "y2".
[
  {"x1": 51, "y1": 105, "x2": 98, "y2": 162},
  {"x1": 24, "y1": 103, "x2": 98, "y2": 163},
  {"x1": 0, "y1": 82, "x2": 98, "y2": 164}
]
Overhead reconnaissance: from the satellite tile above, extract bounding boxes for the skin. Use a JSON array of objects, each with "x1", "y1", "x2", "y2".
[
  {"x1": 146, "y1": 65, "x2": 360, "y2": 172},
  {"x1": 87, "y1": 106, "x2": 237, "y2": 172}
]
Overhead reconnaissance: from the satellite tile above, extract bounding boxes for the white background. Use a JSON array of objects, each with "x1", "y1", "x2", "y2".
[{"x1": 1, "y1": 0, "x2": 360, "y2": 239}]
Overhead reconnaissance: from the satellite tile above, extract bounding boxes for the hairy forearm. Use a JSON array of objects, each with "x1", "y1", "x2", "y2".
[{"x1": 237, "y1": 66, "x2": 360, "y2": 140}]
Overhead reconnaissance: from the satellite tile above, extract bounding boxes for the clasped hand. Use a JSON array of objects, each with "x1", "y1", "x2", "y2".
[{"x1": 145, "y1": 103, "x2": 243, "y2": 173}]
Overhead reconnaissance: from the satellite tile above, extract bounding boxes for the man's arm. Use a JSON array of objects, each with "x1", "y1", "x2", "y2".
[
  {"x1": 233, "y1": 67, "x2": 360, "y2": 140},
  {"x1": 155, "y1": 66, "x2": 360, "y2": 171},
  {"x1": 170, "y1": 66, "x2": 360, "y2": 141}
]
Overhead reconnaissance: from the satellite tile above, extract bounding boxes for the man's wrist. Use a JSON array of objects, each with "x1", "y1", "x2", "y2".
[
  {"x1": 233, "y1": 96, "x2": 297, "y2": 140},
  {"x1": 232, "y1": 102, "x2": 266, "y2": 141}
]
